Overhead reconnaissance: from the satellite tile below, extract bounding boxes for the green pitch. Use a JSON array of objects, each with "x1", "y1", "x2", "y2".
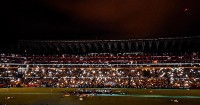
[{"x1": 1, "y1": 88, "x2": 200, "y2": 105}]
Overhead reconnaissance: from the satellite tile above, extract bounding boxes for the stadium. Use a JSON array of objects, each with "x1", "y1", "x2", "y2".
[{"x1": 1, "y1": 36, "x2": 200, "y2": 105}]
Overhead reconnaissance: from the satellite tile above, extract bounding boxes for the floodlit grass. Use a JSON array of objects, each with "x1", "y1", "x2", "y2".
[
  {"x1": 1, "y1": 88, "x2": 200, "y2": 105},
  {"x1": 117, "y1": 88, "x2": 200, "y2": 96},
  {"x1": 2, "y1": 88, "x2": 200, "y2": 96}
]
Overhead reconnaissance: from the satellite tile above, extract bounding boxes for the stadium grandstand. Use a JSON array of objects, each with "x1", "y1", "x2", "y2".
[{"x1": 0, "y1": 36, "x2": 200, "y2": 89}]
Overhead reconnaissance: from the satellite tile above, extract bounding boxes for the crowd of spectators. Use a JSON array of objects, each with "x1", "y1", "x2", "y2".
[
  {"x1": 0, "y1": 53, "x2": 199, "y2": 64},
  {"x1": 0, "y1": 53, "x2": 200, "y2": 88},
  {"x1": 0, "y1": 67, "x2": 200, "y2": 89}
]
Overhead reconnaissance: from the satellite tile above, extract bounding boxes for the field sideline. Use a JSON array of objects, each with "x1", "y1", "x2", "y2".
[{"x1": 1, "y1": 88, "x2": 200, "y2": 105}]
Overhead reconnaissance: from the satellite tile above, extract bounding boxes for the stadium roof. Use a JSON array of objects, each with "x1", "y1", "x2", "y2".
[{"x1": 1, "y1": 36, "x2": 200, "y2": 54}]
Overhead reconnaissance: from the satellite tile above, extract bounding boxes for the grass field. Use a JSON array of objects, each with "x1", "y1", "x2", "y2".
[{"x1": 0, "y1": 88, "x2": 200, "y2": 105}]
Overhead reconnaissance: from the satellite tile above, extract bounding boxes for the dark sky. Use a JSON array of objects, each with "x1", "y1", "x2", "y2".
[{"x1": 1, "y1": 0, "x2": 200, "y2": 41}]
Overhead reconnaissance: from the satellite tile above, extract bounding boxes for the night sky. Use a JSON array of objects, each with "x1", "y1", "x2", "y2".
[{"x1": 1, "y1": 0, "x2": 200, "y2": 42}]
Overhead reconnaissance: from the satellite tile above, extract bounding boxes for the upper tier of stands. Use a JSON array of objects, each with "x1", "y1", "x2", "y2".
[{"x1": 0, "y1": 36, "x2": 200, "y2": 54}]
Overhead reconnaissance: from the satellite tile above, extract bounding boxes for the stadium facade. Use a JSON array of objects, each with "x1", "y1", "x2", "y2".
[{"x1": 0, "y1": 36, "x2": 200, "y2": 88}]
